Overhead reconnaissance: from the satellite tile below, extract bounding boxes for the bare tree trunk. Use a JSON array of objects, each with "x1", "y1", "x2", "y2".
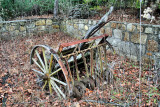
[{"x1": 54, "y1": 0, "x2": 59, "y2": 18}]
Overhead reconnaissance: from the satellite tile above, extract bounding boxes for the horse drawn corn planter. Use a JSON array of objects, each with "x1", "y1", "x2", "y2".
[{"x1": 30, "y1": 7, "x2": 114, "y2": 99}]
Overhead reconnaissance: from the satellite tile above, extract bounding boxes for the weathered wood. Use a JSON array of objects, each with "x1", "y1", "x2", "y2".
[{"x1": 79, "y1": 6, "x2": 114, "y2": 49}]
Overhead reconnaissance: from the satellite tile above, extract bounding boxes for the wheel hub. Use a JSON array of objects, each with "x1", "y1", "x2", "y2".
[{"x1": 43, "y1": 73, "x2": 50, "y2": 80}]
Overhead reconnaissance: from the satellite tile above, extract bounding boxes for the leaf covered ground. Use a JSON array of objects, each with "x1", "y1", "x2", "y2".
[{"x1": 0, "y1": 32, "x2": 159, "y2": 106}]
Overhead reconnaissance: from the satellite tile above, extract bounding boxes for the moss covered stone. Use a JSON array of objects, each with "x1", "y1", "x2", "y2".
[
  {"x1": 20, "y1": 26, "x2": 26, "y2": 31},
  {"x1": 111, "y1": 23, "x2": 117, "y2": 28},
  {"x1": 52, "y1": 25, "x2": 60, "y2": 29},
  {"x1": 46, "y1": 19, "x2": 52, "y2": 25},
  {"x1": 131, "y1": 33, "x2": 147, "y2": 44},
  {"x1": 35, "y1": 20, "x2": 45, "y2": 26},
  {"x1": 124, "y1": 32, "x2": 129, "y2": 41},
  {"x1": 147, "y1": 40, "x2": 158, "y2": 52},
  {"x1": 127, "y1": 23, "x2": 136, "y2": 32}
]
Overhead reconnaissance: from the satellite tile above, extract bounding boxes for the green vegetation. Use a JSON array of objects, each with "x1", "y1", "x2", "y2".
[
  {"x1": 135, "y1": 0, "x2": 144, "y2": 9},
  {"x1": 0, "y1": 0, "x2": 157, "y2": 20},
  {"x1": 0, "y1": 0, "x2": 54, "y2": 20}
]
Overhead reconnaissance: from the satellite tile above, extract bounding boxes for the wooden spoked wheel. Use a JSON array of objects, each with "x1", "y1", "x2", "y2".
[{"x1": 30, "y1": 45, "x2": 70, "y2": 99}]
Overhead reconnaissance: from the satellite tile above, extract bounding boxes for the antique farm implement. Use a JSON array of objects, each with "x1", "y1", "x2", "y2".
[{"x1": 30, "y1": 7, "x2": 114, "y2": 99}]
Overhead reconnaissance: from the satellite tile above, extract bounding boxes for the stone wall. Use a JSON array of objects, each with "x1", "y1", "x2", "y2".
[
  {"x1": 0, "y1": 18, "x2": 61, "y2": 41},
  {"x1": 63, "y1": 19, "x2": 160, "y2": 67},
  {"x1": 0, "y1": 18, "x2": 159, "y2": 67}
]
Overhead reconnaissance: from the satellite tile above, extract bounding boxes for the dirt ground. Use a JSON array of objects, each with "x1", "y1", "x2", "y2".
[
  {"x1": 0, "y1": 32, "x2": 78, "y2": 106},
  {"x1": 0, "y1": 32, "x2": 159, "y2": 106}
]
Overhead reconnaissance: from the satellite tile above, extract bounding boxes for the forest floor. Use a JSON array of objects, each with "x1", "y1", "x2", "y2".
[{"x1": 0, "y1": 32, "x2": 159, "y2": 106}]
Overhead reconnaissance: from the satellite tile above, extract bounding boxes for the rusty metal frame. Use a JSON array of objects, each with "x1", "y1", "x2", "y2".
[
  {"x1": 58, "y1": 34, "x2": 109, "y2": 53},
  {"x1": 60, "y1": 41, "x2": 112, "y2": 81},
  {"x1": 30, "y1": 33, "x2": 114, "y2": 97}
]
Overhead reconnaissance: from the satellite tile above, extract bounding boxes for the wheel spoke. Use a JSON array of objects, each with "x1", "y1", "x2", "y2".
[
  {"x1": 35, "y1": 50, "x2": 46, "y2": 72},
  {"x1": 49, "y1": 81, "x2": 52, "y2": 94},
  {"x1": 50, "y1": 68, "x2": 62, "y2": 76},
  {"x1": 32, "y1": 58, "x2": 46, "y2": 73},
  {"x1": 37, "y1": 79, "x2": 43, "y2": 83},
  {"x1": 50, "y1": 80, "x2": 61, "y2": 98},
  {"x1": 50, "y1": 77, "x2": 67, "y2": 86},
  {"x1": 42, "y1": 80, "x2": 48, "y2": 90},
  {"x1": 42, "y1": 48, "x2": 49, "y2": 73},
  {"x1": 49, "y1": 54, "x2": 53, "y2": 74},
  {"x1": 50, "y1": 79, "x2": 66, "y2": 99},
  {"x1": 32, "y1": 47, "x2": 67, "y2": 99},
  {"x1": 32, "y1": 69, "x2": 44, "y2": 76}
]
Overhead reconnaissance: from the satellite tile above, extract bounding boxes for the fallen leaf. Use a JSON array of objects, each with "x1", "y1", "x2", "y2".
[
  {"x1": 8, "y1": 88, "x2": 13, "y2": 94},
  {"x1": 27, "y1": 89, "x2": 32, "y2": 93},
  {"x1": 115, "y1": 93, "x2": 121, "y2": 98}
]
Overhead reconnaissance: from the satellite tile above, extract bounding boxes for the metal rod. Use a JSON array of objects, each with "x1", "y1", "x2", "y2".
[
  {"x1": 90, "y1": 48, "x2": 94, "y2": 76},
  {"x1": 59, "y1": 34, "x2": 109, "y2": 52},
  {"x1": 62, "y1": 42, "x2": 107, "y2": 59},
  {"x1": 81, "y1": 52, "x2": 89, "y2": 77},
  {"x1": 73, "y1": 55, "x2": 80, "y2": 81},
  {"x1": 64, "y1": 58, "x2": 74, "y2": 84},
  {"x1": 103, "y1": 45, "x2": 107, "y2": 67},
  {"x1": 98, "y1": 47, "x2": 103, "y2": 76}
]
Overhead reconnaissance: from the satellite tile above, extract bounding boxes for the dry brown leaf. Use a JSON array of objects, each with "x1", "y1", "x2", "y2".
[{"x1": 8, "y1": 88, "x2": 13, "y2": 94}]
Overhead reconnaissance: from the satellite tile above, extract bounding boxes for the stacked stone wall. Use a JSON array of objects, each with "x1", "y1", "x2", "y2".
[
  {"x1": 0, "y1": 18, "x2": 61, "y2": 41},
  {"x1": 63, "y1": 19, "x2": 160, "y2": 67}
]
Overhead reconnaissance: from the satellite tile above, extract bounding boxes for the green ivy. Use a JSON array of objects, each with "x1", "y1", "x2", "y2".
[
  {"x1": 90, "y1": 6, "x2": 102, "y2": 11},
  {"x1": 83, "y1": 0, "x2": 104, "y2": 7},
  {"x1": 83, "y1": 0, "x2": 93, "y2": 4},
  {"x1": 135, "y1": 0, "x2": 144, "y2": 9}
]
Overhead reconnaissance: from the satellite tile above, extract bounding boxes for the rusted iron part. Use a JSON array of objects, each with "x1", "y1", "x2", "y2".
[
  {"x1": 64, "y1": 57, "x2": 74, "y2": 84},
  {"x1": 61, "y1": 42, "x2": 107, "y2": 59},
  {"x1": 103, "y1": 45, "x2": 107, "y2": 66},
  {"x1": 98, "y1": 47, "x2": 103, "y2": 76},
  {"x1": 60, "y1": 43, "x2": 107, "y2": 80},
  {"x1": 73, "y1": 54, "x2": 80, "y2": 81},
  {"x1": 81, "y1": 52, "x2": 89, "y2": 77},
  {"x1": 90, "y1": 48, "x2": 94, "y2": 76},
  {"x1": 98, "y1": 35, "x2": 115, "y2": 52},
  {"x1": 58, "y1": 34, "x2": 109, "y2": 53}
]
